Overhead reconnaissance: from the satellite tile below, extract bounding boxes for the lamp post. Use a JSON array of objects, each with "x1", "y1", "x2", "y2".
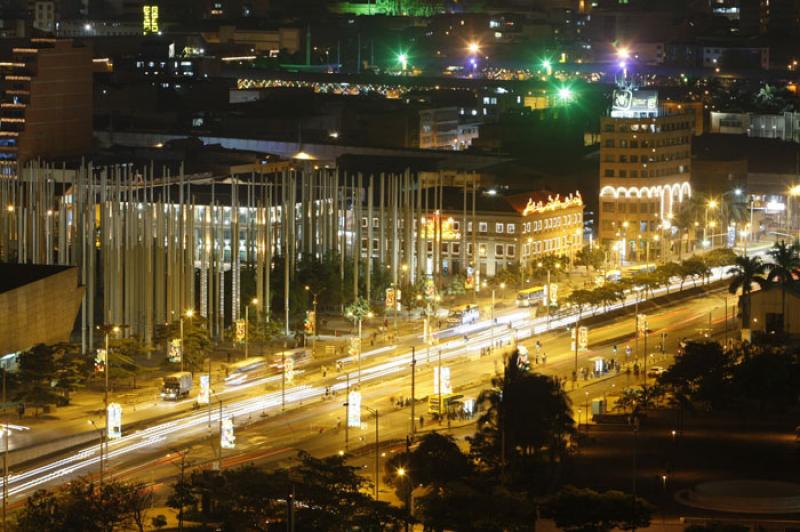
[
  {"x1": 537, "y1": 261, "x2": 560, "y2": 322},
  {"x1": 345, "y1": 302, "x2": 373, "y2": 384},
  {"x1": 397, "y1": 466, "x2": 411, "y2": 531},
  {"x1": 704, "y1": 199, "x2": 718, "y2": 249},
  {"x1": 304, "y1": 286, "x2": 322, "y2": 356},
  {"x1": 180, "y1": 309, "x2": 194, "y2": 372},
  {"x1": 364, "y1": 406, "x2": 380, "y2": 500},
  {"x1": 102, "y1": 324, "x2": 120, "y2": 469},
  {"x1": 244, "y1": 298, "x2": 258, "y2": 359}
]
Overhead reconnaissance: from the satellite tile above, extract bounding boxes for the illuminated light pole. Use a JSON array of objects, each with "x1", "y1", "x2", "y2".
[
  {"x1": 467, "y1": 41, "x2": 480, "y2": 74},
  {"x1": 617, "y1": 46, "x2": 631, "y2": 79},
  {"x1": 557, "y1": 86, "x2": 574, "y2": 104},
  {"x1": 179, "y1": 309, "x2": 194, "y2": 373},
  {"x1": 346, "y1": 302, "x2": 373, "y2": 384},
  {"x1": 397, "y1": 52, "x2": 408, "y2": 72},
  {"x1": 541, "y1": 58, "x2": 553, "y2": 77},
  {"x1": 704, "y1": 199, "x2": 718, "y2": 249},
  {"x1": 397, "y1": 466, "x2": 411, "y2": 531},
  {"x1": 101, "y1": 324, "x2": 120, "y2": 472},
  {"x1": 304, "y1": 286, "x2": 322, "y2": 356},
  {"x1": 244, "y1": 298, "x2": 258, "y2": 360}
]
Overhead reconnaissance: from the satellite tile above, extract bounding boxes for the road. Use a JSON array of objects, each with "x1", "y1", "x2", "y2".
[{"x1": 0, "y1": 271, "x2": 738, "y2": 509}]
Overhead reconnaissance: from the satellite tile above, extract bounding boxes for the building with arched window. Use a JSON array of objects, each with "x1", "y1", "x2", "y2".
[{"x1": 598, "y1": 89, "x2": 693, "y2": 261}]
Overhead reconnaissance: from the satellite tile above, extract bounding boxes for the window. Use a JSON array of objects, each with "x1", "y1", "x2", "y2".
[
  {"x1": 373, "y1": 217, "x2": 379, "y2": 227},
  {"x1": 629, "y1": 203, "x2": 638, "y2": 213},
  {"x1": 605, "y1": 139, "x2": 614, "y2": 148},
  {"x1": 604, "y1": 169, "x2": 614, "y2": 177},
  {"x1": 603, "y1": 202, "x2": 615, "y2": 212},
  {"x1": 467, "y1": 243, "x2": 473, "y2": 256},
  {"x1": 426, "y1": 242, "x2": 433, "y2": 252},
  {"x1": 495, "y1": 223, "x2": 504, "y2": 234},
  {"x1": 495, "y1": 244, "x2": 504, "y2": 256},
  {"x1": 619, "y1": 204, "x2": 627, "y2": 213},
  {"x1": 619, "y1": 170, "x2": 627, "y2": 178},
  {"x1": 479, "y1": 244, "x2": 487, "y2": 257},
  {"x1": 479, "y1": 222, "x2": 488, "y2": 233},
  {"x1": 467, "y1": 222, "x2": 473, "y2": 233},
  {"x1": 452, "y1": 221, "x2": 460, "y2": 231},
  {"x1": 361, "y1": 218, "x2": 368, "y2": 228},
  {"x1": 506, "y1": 245, "x2": 515, "y2": 257},
  {"x1": 452, "y1": 243, "x2": 461, "y2": 255},
  {"x1": 507, "y1": 223, "x2": 515, "y2": 234}
]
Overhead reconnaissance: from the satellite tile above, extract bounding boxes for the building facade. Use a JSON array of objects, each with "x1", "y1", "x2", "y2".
[
  {"x1": 598, "y1": 89, "x2": 693, "y2": 261},
  {"x1": 0, "y1": 39, "x2": 93, "y2": 176}
]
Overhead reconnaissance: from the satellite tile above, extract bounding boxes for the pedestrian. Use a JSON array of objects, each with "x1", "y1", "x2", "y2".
[
  {"x1": 419, "y1": 415, "x2": 425, "y2": 428},
  {"x1": 542, "y1": 353, "x2": 547, "y2": 365},
  {"x1": 535, "y1": 354, "x2": 539, "y2": 365}
]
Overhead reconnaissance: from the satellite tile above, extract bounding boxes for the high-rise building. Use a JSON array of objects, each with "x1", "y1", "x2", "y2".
[
  {"x1": 0, "y1": 39, "x2": 93, "y2": 177},
  {"x1": 598, "y1": 88, "x2": 693, "y2": 261}
]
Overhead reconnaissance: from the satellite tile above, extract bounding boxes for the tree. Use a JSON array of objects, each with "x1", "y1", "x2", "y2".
[
  {"x1": 765, "y1": 240, "x2": 800, "y2": 333},
  {"x1": 656, "y1": 262, "x2": 682, "y2": 294},
  {"x1": 658, "y1": 341, "x2": 734, "y2": 409},
  {"x1": 155, "y1": 317, "x2": 213, "y2": 372},
  {"x1": 727, "y1": 255, "x2": 768, "y2": 331},
  {"x1": 574, "y1": 245, "x2": 605, "y2": 270},
  {"x1": 469, "y1": 351, "x2": 575, "y2": 493},
  {"x1": 681, "y1": 257, "x2": 711, "y2": 288},
  {"x1": 51, "y1": 343, "x2": 92, "y2": 405},
  {"x1": 14, "y1": 344, "x2": 59, "y2": 415},
  {"x1": 17, "y1": 479, "x2": 153, "y2": 532},
  {"x1": 541, "y1": 485, "x2": 653, "y2": 532}
]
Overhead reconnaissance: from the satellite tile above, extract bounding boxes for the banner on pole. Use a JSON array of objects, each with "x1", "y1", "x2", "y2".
[
  {"x1": 221, "y1": 418, "x2": 236, "y2": 449},
  {"x1": 107, "y1": 403, "x2": 122, "y2": 440},
  {"x1": 433, "y1": 366, "x2": 452, "y2": 395},
  {"x1": 347, "y1": 390, "x2": 361, "y2": 427},
  {"x1": 168, "y1": 338, "x2": 183, "y2": 363},
  {"x1": 198, "y1": 375, "x2": 210, "y2": 404}
]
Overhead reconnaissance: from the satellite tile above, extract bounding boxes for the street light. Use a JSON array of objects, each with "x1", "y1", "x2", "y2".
[
  {"x1": 467, "y1": 41, "x2": 481, "y2": 55},
  {"x1": 244, "y1": 298, "x2": 258, "y2": 359},
  {"x1": 179, "y1": 308, "x2": 194, "y2": 372},
  {"x1": 304, "y1": 286, "x2": 322, "y2": 356},
  {"x1": 397, "y1": 52, "x2": 408, "y2": 72}
]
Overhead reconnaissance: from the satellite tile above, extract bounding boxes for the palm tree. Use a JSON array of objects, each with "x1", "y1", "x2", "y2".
[
  {"x1": 765, "y1": 240, "x2": 800, "y2": 333},
  {"x1": 727, "y1": 255, "x2": 768, "y2": 333}
]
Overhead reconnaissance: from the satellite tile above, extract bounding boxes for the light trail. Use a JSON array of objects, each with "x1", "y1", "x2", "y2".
[{"x1": 0, "y1": 265, "x2": 742, "y2": 500}]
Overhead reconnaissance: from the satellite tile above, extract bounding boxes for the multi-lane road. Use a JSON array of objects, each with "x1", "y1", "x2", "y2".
[{"x1": 0, "y1": 267, "x2": 739, "y2": 508}]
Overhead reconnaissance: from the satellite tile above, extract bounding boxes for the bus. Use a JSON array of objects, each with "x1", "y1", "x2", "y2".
[
  {"x1": 516, "y1": 286, "x2": 546, "y2": 308},
  {"x1": 625, "y1": 264, "x2": 656, "y2": 277}
]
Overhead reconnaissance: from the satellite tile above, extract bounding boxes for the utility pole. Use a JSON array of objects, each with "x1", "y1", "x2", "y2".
[
  {"x1": 217, "y1": 400, "x2": 223, "y2": 469},
  {"x1": 364, "y1": 406, "x2": 380, "y2": 500},
  {"x1": 281, "y1": 347, "x2": 286, "y2": 412},
  {"x1": 410, "y1": 347, "x2": 416, "y2": 436},
  {"x1": 437, "y1": 348, "x2": 442, "y2": 425},
  {"x1": 345, "y1": 372, "x2": 350, "y2": 450}
]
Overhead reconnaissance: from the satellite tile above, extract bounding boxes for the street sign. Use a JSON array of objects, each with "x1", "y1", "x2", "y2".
[
  {"x1": 198, "y1": 375, "x2": 210, "y2": 405},
  {"x1": 168, "y1": 338, "x2": 183, "y2": 363},
  {"x1": 221, "y1": 418, "x2": 236, "y2": 449},
  {"x1": 107, "y1": 403, "x2": 122, "y2": 440},
  {"x1": 347, "y1": 390, "x2": 361, "y2": 427},
  {"x1": 433, "y1": 366, "x2": 452, "y2": 395}
]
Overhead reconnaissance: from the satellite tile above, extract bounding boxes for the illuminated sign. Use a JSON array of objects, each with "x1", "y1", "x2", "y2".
[
  {"x1": 385, "y1": 288, "x2": 396, "y2": 309},
  {"x1": 95, "y1": 348, "x2": 107, "y2": 364},
  {"x1": 578, "y1": 326, "x2": 589, "y2": 351},
  {"x1": 546, "y1": 283, "x2": 558, "y2": 306},
  {"x1": 143, "y1": 5, "x2": 159, "y2": 34},
  {"x1": 198, "y1": 375, "x2": 210, "y2": 404},
  {"x1": 220, "y1": 418, "x2": 236, "y2": 449},
  {"x1": 234, "y1": 319, "x2": 246, "y2": 343},
  {"x1": 423, "y1": 277, "x2": 435, "y2": 300},
  {"x1": 107, "y1": 403, "x2": 122, "y2": 440},
  {"x1": 168, "y1": 338, "x2": 182, "y2": 363},
  {"x1": 522, "y1": 192, "x2": 583, "y2": 216},
  {"x1": 347, "y1": 390, "x2": 361, "y2": 427},
  {"x1": 433, "y1": 366, "x2": 452, "y2": 395},
  {"x1": 611, "y1": 89, "x2": 658, "y2": 118}
]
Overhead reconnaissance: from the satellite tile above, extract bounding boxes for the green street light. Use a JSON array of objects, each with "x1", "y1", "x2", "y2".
[
  {"x1": 557, "y1": 86, "x2": 573, "y2": 103},
  {"x1": 397, "y1": 52, "x2": 408, "y2": 71},
  {"x1": 541, "y1": 58, "x2": 553, "y2": 76}
]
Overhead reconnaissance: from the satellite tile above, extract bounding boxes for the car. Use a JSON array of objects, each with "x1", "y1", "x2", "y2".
[{"x1": 647, "y1": 366, "x2": 666, "y2": 378}]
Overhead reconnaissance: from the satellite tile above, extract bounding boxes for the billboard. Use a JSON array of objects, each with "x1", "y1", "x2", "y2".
[
  {"x1": 611, "y1": 89, "x2": 658, "y2": 118},
  {"x1": 168, "y1": 338, "x2": 182, "y2": 363},
  {"x1": 221, "y1": 418, "x2": 236, "y2": 449},
  {"x1": 433, "y1": 366, "x2": 452, "y2": 395},
  {"x1": 347, "y1": 390, "x2": 361, "y2": 427},
  {"x1": 198, "y1": 375, "x2": 210, "y2": 404},
  {"x1": 107, "y1": 403, "x2": 122, "y2": 440}
]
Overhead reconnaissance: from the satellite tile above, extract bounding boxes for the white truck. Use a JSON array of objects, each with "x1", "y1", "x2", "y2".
[{"x1": 160, "y1": 371, "x2": 193, "y2": 400}]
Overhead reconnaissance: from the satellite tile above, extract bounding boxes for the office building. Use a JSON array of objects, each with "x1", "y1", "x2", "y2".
[
  {"x1": 598, "y1": 88, "x2": 693, "y2": 260},
  {"x1": 0, "y1": 39, "x2": 93, "y2": 176}
]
